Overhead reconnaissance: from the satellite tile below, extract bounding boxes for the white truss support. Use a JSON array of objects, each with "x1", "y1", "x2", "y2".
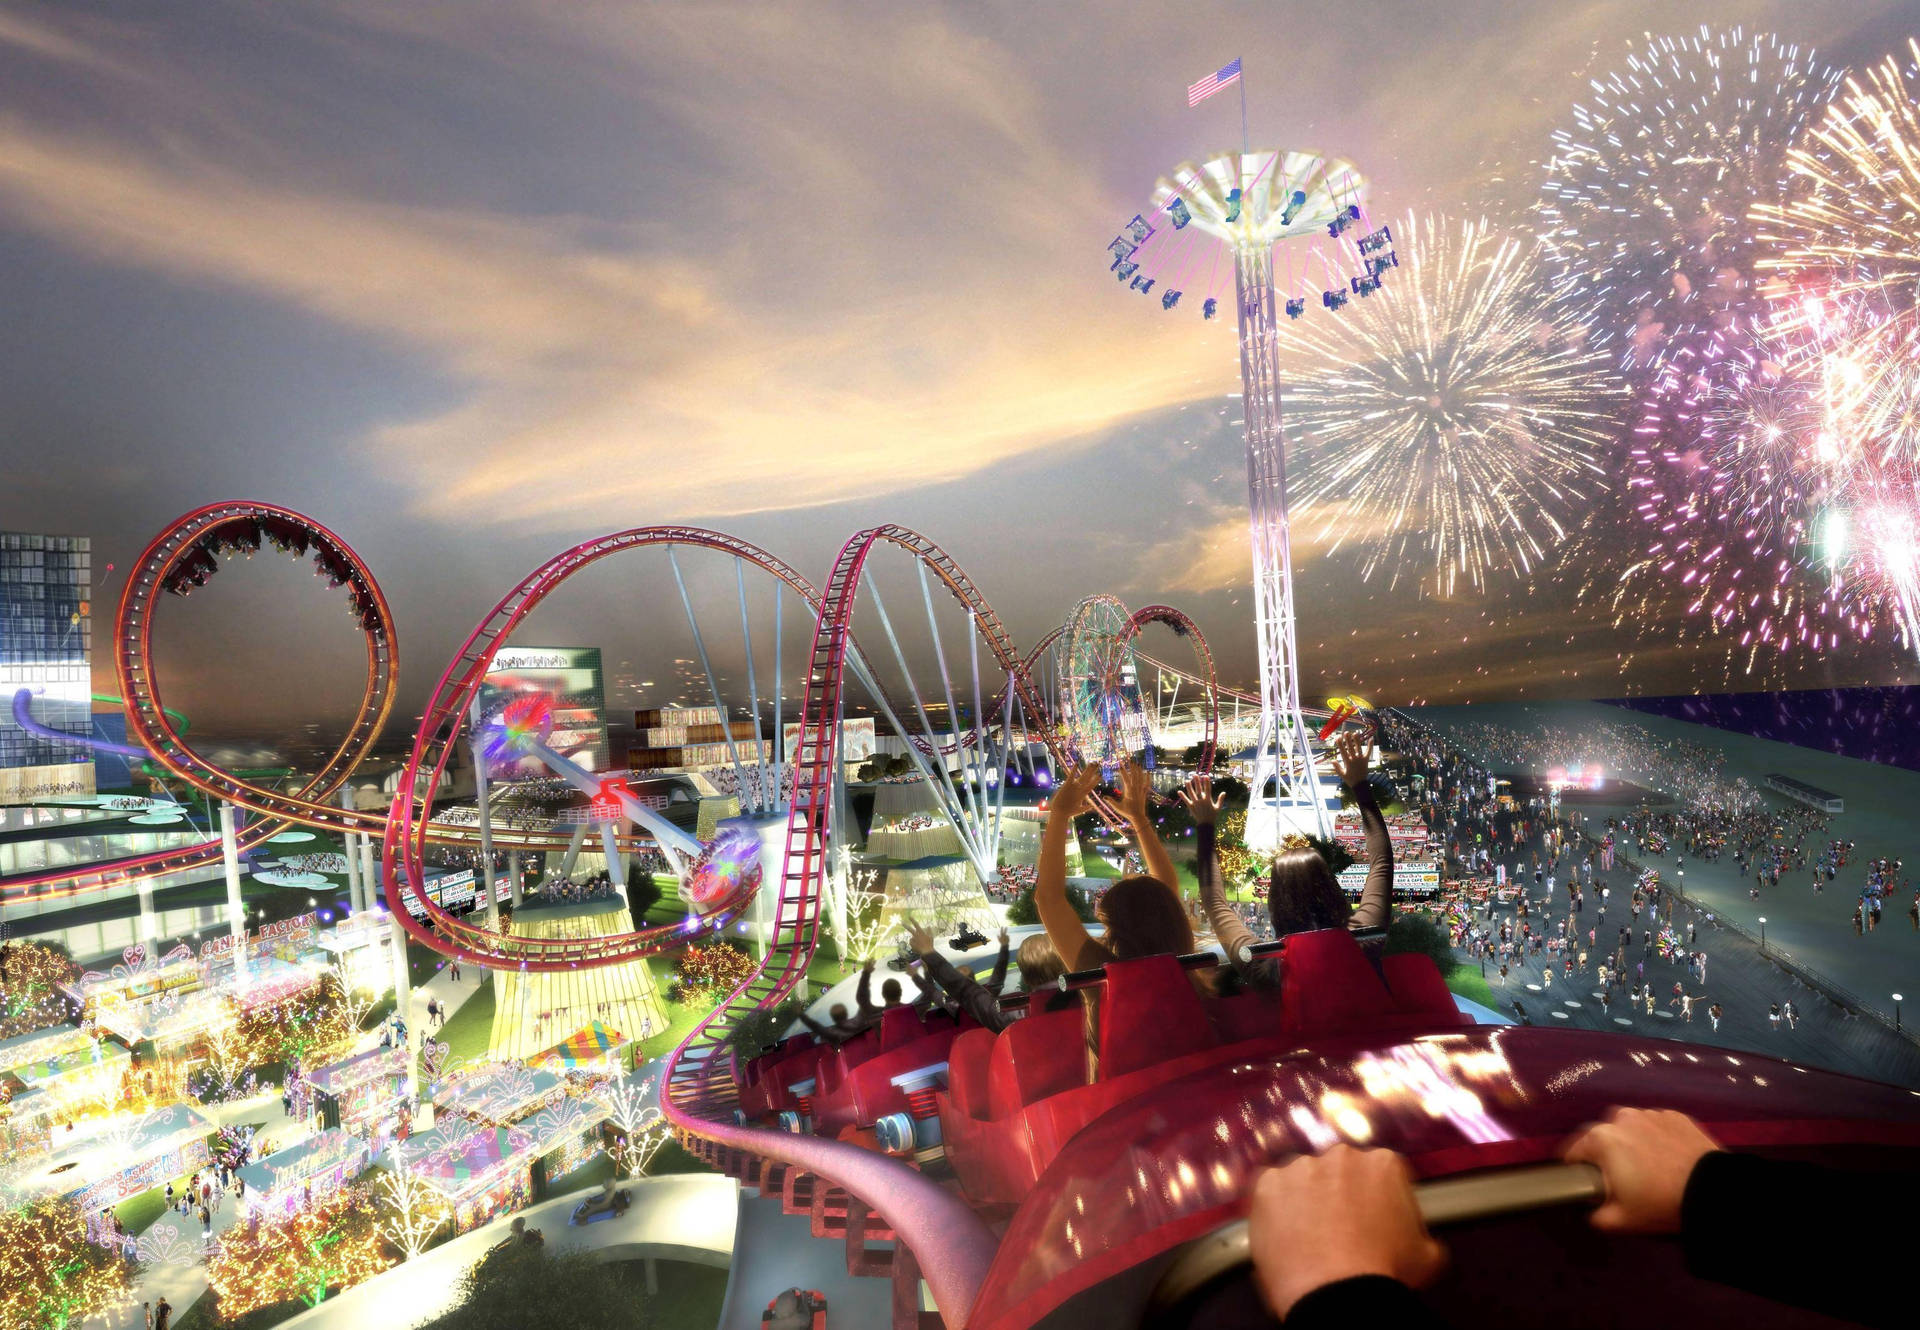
[{"x1": 1234, "y1": 239, "x2": 1331, "y2": 846}]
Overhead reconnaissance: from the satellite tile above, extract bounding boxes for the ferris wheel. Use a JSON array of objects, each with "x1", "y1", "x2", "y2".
[{"x1": 1057, "y1": 595, "x2": 1154, "y2": 779}]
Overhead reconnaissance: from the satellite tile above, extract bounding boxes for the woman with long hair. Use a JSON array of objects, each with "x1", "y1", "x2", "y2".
[{"x1": 1190, "y1": 727, "x2": 1395, "y2": 988}]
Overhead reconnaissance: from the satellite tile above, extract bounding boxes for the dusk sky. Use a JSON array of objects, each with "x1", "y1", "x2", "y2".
[{"x1": 4, "y1": 1, "x2": 1920, "y2": 750}]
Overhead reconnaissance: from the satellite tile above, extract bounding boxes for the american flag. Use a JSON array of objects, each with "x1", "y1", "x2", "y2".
[{"x1": 1187, "y1": 57, "x2": 1242, "y2": 107}]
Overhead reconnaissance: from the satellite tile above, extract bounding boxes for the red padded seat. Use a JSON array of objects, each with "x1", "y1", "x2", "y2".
[
  {"x1": 1207, "y1": 989, "x2": 1281, "y2": 1045},
  {"x1": 986, "y1": 1006, "x2": 1085, "y2": 1119},
  {"x1": 878, "y1": 1005, "x2": 925, "y2": 1050},
  {"x1": 1277, "y1": 929, "x2": 1397, "y2": 1037},
  {"x1": 945, "y1": 1027, "x2": 996, "y2": 1122},
  {"x1": 1382, "y1": 952, "x2": 1472, "y2": 1025},
  {"x1": 1097, "y1": 954, "x2": 1219, "y2": 1081}
]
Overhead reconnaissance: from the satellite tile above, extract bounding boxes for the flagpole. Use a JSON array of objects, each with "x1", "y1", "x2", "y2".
[{"x1": 1238, "y1": 60, "x2": 1248, "y2": 158}]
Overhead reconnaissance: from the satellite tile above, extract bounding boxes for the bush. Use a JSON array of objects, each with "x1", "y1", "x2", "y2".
[
  {"x1": 630, "y1": 875, "x2": 664, "y2": 919},
  {"x1": 1006, "y1": 880, "x2": 1095, "y2": 927},
  {"x1": 727, "y1": 993, "x2": 810, "y2": 1055},
  {"x1": 1304, "y1": 835, "x2": 1356, "y2": 878},
  {"x1": 431, "y1": 1247, "x2": 632, "y2": 1330},
  {"x1": 671, "y1": 941, "x2": 758, "y2": 1005},
  {"x1": 1384, "y1": 911, "x2": 1458, "y2": 978}
]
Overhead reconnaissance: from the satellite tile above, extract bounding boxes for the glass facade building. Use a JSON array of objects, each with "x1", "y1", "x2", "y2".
[{"x1": 0, "y1": 532, "x2": 94, "y2": 803}]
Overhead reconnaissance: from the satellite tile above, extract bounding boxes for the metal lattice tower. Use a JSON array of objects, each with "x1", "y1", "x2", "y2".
[
  {"x1": 1233, "y1": 238, "x2": 1328, "y2": 844},
  {"x1": 1146, "y1": 150, "x2": 1369, "y2": 845}
]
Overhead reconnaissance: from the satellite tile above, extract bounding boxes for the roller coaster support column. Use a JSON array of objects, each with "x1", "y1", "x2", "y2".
[
  {"x1": 508, "y1": 850, "x2": 523, "y2": 908},
  {"x1": 387, "y1": 904, "x2": 415, "y2": 1098},
  {"x1": 559, "y1": 822, "x2": 589, "y2": 881},
  {"x1": 219, "y1": 801, "x2": 249, "y2": 984},
  {"x1": 135, "y1": 873, "x2": 159, "y2": 959},
  {"x1": 599, "y1": 820, "x2": 629, "y2": 906},
  {"x1": 340, "y1": 786, "x2": 364, "y2": 914},
  {"x1": 467, "y1": 697, "x2": 501, "y2": 934}
]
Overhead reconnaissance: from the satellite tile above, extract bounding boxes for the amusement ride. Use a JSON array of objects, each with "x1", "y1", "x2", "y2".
[{"x1": 9, "y1": 53, "x2": 1920, "y2": 1330}]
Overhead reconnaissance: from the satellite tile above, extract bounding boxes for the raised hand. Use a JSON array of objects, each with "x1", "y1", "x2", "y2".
[
  {"x1": 907, "y1": 922, "x2": 936, "y2": 957},
  {"x1": 1331, "y1": 729, "x2": 1376, "y2": 789},
  {"x1": 1117, "y1": 759, "x2": 1153, "y2": 822},
  {"x1": 1176, "y1": 774, "x2": 1223, "y2": 826},
  {"x1": 1049, "y1": 763, "x2": 1103, "y2": 820}
]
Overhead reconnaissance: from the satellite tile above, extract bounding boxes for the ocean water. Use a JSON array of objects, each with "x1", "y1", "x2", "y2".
[{"x1": 1606, "y1": 687, "x2": 1920, "y2": 775}]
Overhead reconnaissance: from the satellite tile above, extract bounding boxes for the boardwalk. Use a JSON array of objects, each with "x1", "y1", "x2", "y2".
[{"x1": 1416, "y1": 699, "x2": 1920, "y2": 1089}]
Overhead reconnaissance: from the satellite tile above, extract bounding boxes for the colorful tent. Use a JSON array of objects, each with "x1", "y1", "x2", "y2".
[
  {"x1": 416, "y1": 1126, "x2": 533, "y2": 1197},
  {"x1": 529, "y1": 1021, "x2": 631, "y2": 1074}
]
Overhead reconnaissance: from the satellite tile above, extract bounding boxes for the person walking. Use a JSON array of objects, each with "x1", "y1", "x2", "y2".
[
  {"x1": 1783, "y1": 999, "x2": 1798, "y2": 1031},
  {"x1": 153, "y1": 1298, "x2": 173, "y2": 1330},
  {"x1": 1768, "y1": 1002, "x2": 1781, "y2": 1032},
  {"x1": 1708, "y1": 1001, "x2": 1722, "y2": 1033}
]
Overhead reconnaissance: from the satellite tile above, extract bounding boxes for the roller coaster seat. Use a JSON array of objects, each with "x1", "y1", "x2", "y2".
[
  {"x1": 878, "y1": 1005, "x2": 925, "y2": 1050},
  {"x1": 1381, "y1": 952, "x2": 1473, "y2": 1026},
  {"x1": 743, "y1": 1043, "x2": 829, "y2": 1118},
  {"x1": 810, "y1": 1024, "x2": 964, "y2": 1134},
  {"x1": 1098, "y1": 954, "x2": 1219, "y2": 1081},
  {"x1": 986, "y1": 1007, "x2": 1087, "y2": 1120},
  {"x1": 1276, "y1": 929, "x2": 1399, "y2": 1037},
  {"x1": 945, "y1": 1026, "x2": 996, "y2": 1122}
]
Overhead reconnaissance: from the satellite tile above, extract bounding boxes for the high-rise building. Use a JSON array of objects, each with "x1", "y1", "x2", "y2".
[{"x1": 0, "y1": 532, "x2": 93, "y2": 804}]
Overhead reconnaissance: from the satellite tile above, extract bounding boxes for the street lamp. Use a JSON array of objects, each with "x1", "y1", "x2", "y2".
[
  {"x1": 1758, "y1": 916, "x2": 1767, "y2": 952},
  {"x1": 1896, "y1": 993, "x2": 1905, "y2": 1032}
]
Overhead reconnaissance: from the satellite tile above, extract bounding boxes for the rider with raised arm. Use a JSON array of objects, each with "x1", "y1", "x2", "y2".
[{"x1": 1188, "y1": 728, "x2": 1394, "y2": 987}]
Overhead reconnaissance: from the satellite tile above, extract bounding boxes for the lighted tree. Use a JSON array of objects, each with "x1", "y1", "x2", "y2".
[
  {"x1": 240, "y1": 973, "x2": 356, "y2": 1070},
  {"x1": 327, "y1": 956, "x2": 381, "y2": 1032},
  {"x1": 188, "y1": 999, "x2": 260, "y2": 1103},
  {"x1": 0, "y1": 1198, "x2": 133, "y2": 1330},
  {"x1": 205, "y1": 1187, "x2": 393, "y2": 1318},
  {"x1": 0, "y1": 940, "x2": 80, "y2": 1038},
  {"x1": 374, "y1": 1141, "x2": 449, "y2": 1260},
  {"x1": 825, "y1": 871, "x2": 890, "y2": 972},
  {"x1": 671, "y1": 942, "x2": 758, "y2": 1005},
  {"x1": 599, "y1": 1074, "x2": 672, "y2": 1177}
]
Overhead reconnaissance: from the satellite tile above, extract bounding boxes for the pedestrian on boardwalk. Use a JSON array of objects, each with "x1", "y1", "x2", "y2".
[
  {"x1": 1708, "y1": 1002, "x2": 1722, "y2": 1032},
  {"x1": 1768, "y1": 1002, "x2": 1781, "y2": 1031}
]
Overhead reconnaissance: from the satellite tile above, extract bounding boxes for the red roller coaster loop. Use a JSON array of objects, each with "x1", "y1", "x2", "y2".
[{"x1": 379, "y1": 527, "x2": 838, "y2": 970}]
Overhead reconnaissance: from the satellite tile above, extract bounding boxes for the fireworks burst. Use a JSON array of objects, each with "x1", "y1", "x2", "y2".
[
  {"x1": 1539, "y1": 25, "x2": 1840, "y2": 364},
  {"x1": 1284, "y1": 213, "x2": 1621, "y2": 598},
  {"x1": 1754, "y1": 39, "x2": 1920, "y2": 461},
  {"x1": 1747, "y1": 42, "x2": 1920, "y2": 655}
]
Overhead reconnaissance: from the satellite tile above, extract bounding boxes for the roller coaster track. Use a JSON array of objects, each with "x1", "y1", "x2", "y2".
[
  {"x1": 380, "y1": 527, "x2": 861, "y2": 969},
  {"x1": 649, "y1": 526, "x2": 1087, "y2": 1322},
  {"x1": 0, "y1": 503, "x2": 653, "y2": 904}
]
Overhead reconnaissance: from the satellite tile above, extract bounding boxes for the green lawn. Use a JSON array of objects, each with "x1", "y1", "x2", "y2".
[
  {"x1": 432, "y1": 977, "x2": 497, "y2": 1067},
  {"x1": 114, "y1": 1186, "x2": 171, "y2": 1235},
  {"x1": 627, "y1": 1259, "x2": 728, "y2": 1330},
  {"x1": 1446, "y1": 965, "x2": 1498, "y2": 1011}
]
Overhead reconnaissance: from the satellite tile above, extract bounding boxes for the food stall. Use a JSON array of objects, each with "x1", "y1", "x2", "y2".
[
  {"x1": 413, "y1": 1125, "x2": 535, "y2": 1233},
  {"x1": 236, "y1": 1127, "x2": 371, "y2": 1219},
  {"x1": 302, "y1": 1044, "x2": 409, "y2": 1136},
  {"x1": 53, "y1": 1103, "x2": 215, "y2": 1212},
  {"x1": 434, "y1": 1063, "x2": 565, "y2": 1130},
  {"x1": 7, "y1": 1037, "x2": 132, "y2": 1118}
]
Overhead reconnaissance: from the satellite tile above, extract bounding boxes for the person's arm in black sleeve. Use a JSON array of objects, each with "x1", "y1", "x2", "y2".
[
  {"x1": 1279, "y1": 1275, "x2": 1449, "y2": 1328},
  {"x1": 1680, "y1": 1151, "x2": 1902, "y2": 1328},
  {"x1": 985, "y1": 932, "x2": 1010, "y2": 996},
  {"x1": 854, "y1": 963, "x2": 877, "y2": 1017},
  {"x1": 917, "y1": 951, "x2": 1005, "y2": 1031},
  {"x1": 1345, "y1": 778, "x2": 1395, "y2": 931},
  {"x1": 797, "y1": 1012, "x2": 847, "y2": 1047}
]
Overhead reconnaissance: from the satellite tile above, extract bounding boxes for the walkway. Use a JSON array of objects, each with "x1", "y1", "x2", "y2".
[
  {"x1": 1420, "y1": 699, "x2": 1920, "y2": 1029},
  {"x1": 276, "y1": 1174, "x2": 738, "y2": 1330}
]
